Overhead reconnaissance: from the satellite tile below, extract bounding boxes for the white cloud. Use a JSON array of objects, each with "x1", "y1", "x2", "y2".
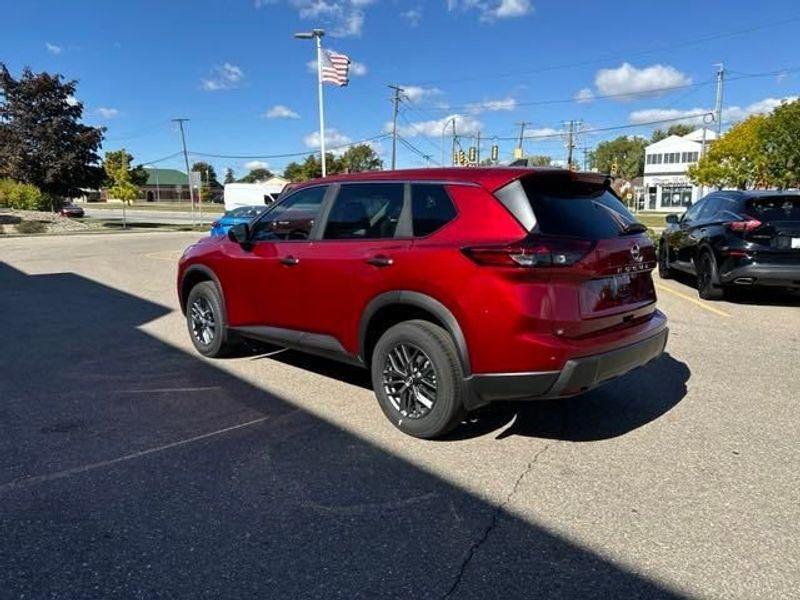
[
  {"x1": 279, "y1": 1, "x2": 369, "y2": 37},
  {"x1": 628, "y1": 96, "x2": 798, "y2": 126},
  {"x1": 400, "y1": 85, "x2": 442, "y2": 103},
  {"x1": 526, "y1": 127, "x2": 561, "y2": 138},
  {"x1": 448, "y1": 0, "x2": 533, "y2": 22},
  {"x1": 65, "y1": 95, "x2": 79, "y2": 107},
  {"x1": 244, "y1": 160, "x2": 270, "y2": 171},
  {"x1": 594, "y1": 63, "x2": 691, "y2": 100},
  {"x1": 304, "y1": 128, "x2": 352, "y2": 149},
  {"x1": 265, "y1": 104, "x2": 300, "y2": 119},
  {"x1": 201, "y1": 62, "x2": 245, "y2": 91},
  {"x1": 45, "y1": 42, "x2": 62, "y2": 55},
  {"x1": 467, "y1": 97, "x2": 516, "y2": 114},
  {"x1": 95, "y1": 107, "x2": 119, "y2": 119},
  {"x1": 388, "y1": 113, "x2": 482, "y2": 138},
  {"x1": 574, "y1": 88, "x2": 594, "y2": 104},
  {"x1": 401, "y1": 8, "x2": 422, "y2": 26}
]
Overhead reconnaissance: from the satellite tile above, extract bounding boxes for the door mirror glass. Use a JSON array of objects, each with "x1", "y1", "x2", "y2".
[
  {"x1": 665, "y1": 214, "x2": 679, "y2": 225},
  {"x1": 228, "y1": 222, "x2": 250, "y2": 245}
]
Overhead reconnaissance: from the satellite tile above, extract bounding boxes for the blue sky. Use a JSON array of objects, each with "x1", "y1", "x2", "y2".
[{"x1": 2, "y1": 0, "x2": 799, "y2": 177}]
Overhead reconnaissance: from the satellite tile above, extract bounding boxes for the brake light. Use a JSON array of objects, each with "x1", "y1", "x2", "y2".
[
  {"x1": 726, "y1": 219, "x2": 762, "y2": 232},
  {"x1": 462, "y1": 236, "x2": 594, "y2": 267}
]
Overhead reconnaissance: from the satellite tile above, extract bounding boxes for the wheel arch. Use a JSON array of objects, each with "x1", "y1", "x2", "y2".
[
  {"x1": 359, "y1": 291, "x2": 471, "y2": 375},
  {"x1": 180, "y1": 264, "x2": 227, "y2": 321}
]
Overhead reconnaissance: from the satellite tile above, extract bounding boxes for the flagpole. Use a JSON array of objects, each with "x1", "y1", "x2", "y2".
[{"x1": 315, "y1": 32, "x2": 327, "y2": 177}]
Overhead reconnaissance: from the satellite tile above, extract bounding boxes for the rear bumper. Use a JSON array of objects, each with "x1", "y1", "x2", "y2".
[
  {"x1": 719, "y1": 262, "x2": 800, "y2": 287},
  {"x1": 465, "y1": 326, "x2": 668, "y2": 409}
]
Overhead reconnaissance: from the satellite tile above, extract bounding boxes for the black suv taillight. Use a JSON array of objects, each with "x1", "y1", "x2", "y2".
[
  {"x1": 726, "y1": 218, "x2": 762, "y2": 232},
  {"x1": 462, "y1": 236, "x2": 594, "y2": 267}
]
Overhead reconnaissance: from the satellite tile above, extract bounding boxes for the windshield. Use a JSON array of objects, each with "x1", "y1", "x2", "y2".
[
  {"x1": 746, "y1": 197, "x2": 800, "y2": 222},
  {"x1": 227, "y1": 206, "x2": 264, "y2": 219},
  {"x1": 495, "y1": 174, "x2": 641, "y2": 239}
]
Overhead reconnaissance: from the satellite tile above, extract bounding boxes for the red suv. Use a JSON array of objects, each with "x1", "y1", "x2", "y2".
[{"x1": 178, "y1": 168, "x2": 668, "y2": 438}]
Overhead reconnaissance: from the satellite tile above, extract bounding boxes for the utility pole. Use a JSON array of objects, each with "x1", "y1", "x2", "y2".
[
  {"x1": 172, "y1": 118, "x2": 195, "y2": 225},
  {"x1": 713, "y1": 63, "x2": 725, "y2": 136},
  {"x1": 452, "y1": 119, "x2": 458, "y2": 166},
  {"x1": 515, "y1": 121, "x2": 531, "y2": 158},
  {"x1": 583, "y1": 147, "x2": 589, "y2": 171},
  {"x1": 564, "y1": 120, "x2": 575, "y2": 169},
  {"x1": 388, "y1": 84, "x2": 404, "y2": 170},
  {"x1": 475, "y1": 131, "x2": 481, "y2": 164}
]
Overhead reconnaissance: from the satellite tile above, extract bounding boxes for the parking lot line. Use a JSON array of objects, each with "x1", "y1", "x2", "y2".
[
  {"x1": 0, "y1": 416, "x2": 269, "y2": 494},
  {"x1": 655, "y1": 283, "x2": 732, "y2": 318}
]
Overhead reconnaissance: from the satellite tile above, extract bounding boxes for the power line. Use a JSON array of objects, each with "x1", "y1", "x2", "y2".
[
  {"x1": 190, "y1": 133, "x2": 391, "y2": 160},
  {"x1": 138, "y1": 151, "x2": 184, "y2": 166}
]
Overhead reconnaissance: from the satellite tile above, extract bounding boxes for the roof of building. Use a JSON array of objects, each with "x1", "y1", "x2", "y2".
[
  {"x1": 290, "y1": 167, "x2": 607, "y2": 192},
  {"x1": 144, "y1": 168, "x2": 188, "y2": 186},
  {"x1": 646, "y1": 128, "x2": 718, "y2": 151}
]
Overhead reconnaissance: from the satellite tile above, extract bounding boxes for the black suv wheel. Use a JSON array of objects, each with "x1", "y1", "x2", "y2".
[
  {"x1": 186, "y1": 281, "x2": 238, "y2": 357},
  {"x1": 696, "y1": 250, "x2": 725, "y2": 301},
  {"x1": 658, "y1": 239, "x2": 673, "y2": 279},
  {"x1": 371, "y1": 320, "x2": 465, "y2": 439}
]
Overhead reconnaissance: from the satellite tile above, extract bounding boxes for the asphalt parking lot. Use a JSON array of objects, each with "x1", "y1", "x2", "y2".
[{"x1": 1, "y1": 232, "x2": 798, "y2": 599}]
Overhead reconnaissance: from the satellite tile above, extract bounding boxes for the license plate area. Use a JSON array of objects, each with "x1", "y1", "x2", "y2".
[
  {"x1": 792, "y1": 237, "x2": 800, "y2": 249},
  {"x1": 580, "y1": 272, "x2": 656, "y2": 317}
]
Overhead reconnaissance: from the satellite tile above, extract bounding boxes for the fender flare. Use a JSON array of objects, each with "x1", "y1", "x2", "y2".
[
  {"x1": 180, "y1": 264, "x2": 227, "y2": 321},
  {"x1": 359, "y1": 291, "x2": 472, "y2": 376}
]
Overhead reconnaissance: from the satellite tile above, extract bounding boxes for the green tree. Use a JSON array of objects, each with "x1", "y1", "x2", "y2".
[
  {"x1": 238, "y1": 167, "x2": 274, "y2": 183},
  {"x1": 687, "y1": 115, "x2": 769, "y2": 189},
  {"x1": 191, "y1": 161, "x2": 219, "y2": 202},
  {"x1": 760, "y1": 98, "x2": 800, "y2": 189},
  {"x1": 0, "y1": 64, "x2": 105, "y2": 204},
  {"x1": 528, "y1": 155, "x2": 552, "y2": 167},
  {"x1": 588, "y1": 136, "x2": 648, "y2": 179},
  {"x1": 223, "y1": 167, "x2": 235, "y2": 184},
  {"x1": 650, "y1": 124, "x2": 695, "y2": 143},
  {"x1": 283, "y1": 153, "x2": 344, "y2": 182},
  {"x1": 338, "y1": 144, "x2": 382, "y2": 173},
  {"x1": 104, "y1": 149, "x2": 140, "y2": 205}
]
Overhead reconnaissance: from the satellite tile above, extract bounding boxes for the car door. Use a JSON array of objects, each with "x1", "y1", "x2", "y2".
[
  {"x1": 289, "y1": 182, "x2": 412, "y2": 355},
  {"x1": 244, "y1": 184, "x2": 329, "y2": 331},
  {"x1": 672, "y1": 197, "x2": 707, "y2": 271}
]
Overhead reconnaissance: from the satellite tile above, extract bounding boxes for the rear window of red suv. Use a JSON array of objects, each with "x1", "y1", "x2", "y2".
[{"x1": 494, "y1": 173, "x2": 641, "y2": 239}]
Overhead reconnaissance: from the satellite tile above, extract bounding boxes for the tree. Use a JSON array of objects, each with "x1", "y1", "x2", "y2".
[
  {"x1": 104, "y1": 149, "x2": 139, "y2": 205},
  {"x1": 238, "y1": 167, "x2": 274, "y2": 183},
  {"x1": 760, "y1": 98, "x2": 800, "y2": 189},
  {"x1": 130, "y1": 164, "x2": 149, "y2": 187},
  {"x1": 283, "y1": 153, "x2": 341, "y2": 182},
  {"x1": 650, "y1": 124, "x2": 695, "y2": 143},
  {"x1": 687, "y1": 115, "x2": 769, "y2": 190},
  {"x1": 0, "y1": 64, "x2": 105, "y2": 204},
  {"x1": 338, "y1": 144, "x2": 382, "y2": 173},
  {"x1": 528, "y1": 155, "x2": 552, "y2": 167},
  {"x1": 191, "y1": 161, "x2": 219, "y2": 202},
  {"x1": 588, "y1": 136, "x2": 648, "y2": 179},
  {"x1": 223, "y1": 167, "x2": 235, "y2": 184}
]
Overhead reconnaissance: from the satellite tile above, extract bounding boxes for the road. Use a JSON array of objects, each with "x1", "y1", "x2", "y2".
[
  {"x1": 83, "y1": 206, "x2": 217, "y2": 225},
  {"x1": 1, "y1": 232, "x2": 798, "y2": 599}
]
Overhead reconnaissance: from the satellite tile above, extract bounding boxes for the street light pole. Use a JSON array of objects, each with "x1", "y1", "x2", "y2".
[{"x1": 295, "y1": 29, "x2": 327, "y2": 177}]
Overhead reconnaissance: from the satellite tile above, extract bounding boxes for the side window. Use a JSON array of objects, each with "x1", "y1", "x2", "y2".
[
  {"x1": 683, "y1": 198, "x2": 705, "y2": 222},
  {"x1": 323, "y1": 183, "x2": 404, "y2": 240},
  {"x1": 698, "y1": 196, "x2": 722, "y2": 221},
  {"x1": 412, "y1": 184, "x2": 457, "y2": 236},
  {"x1": 250, "y1": 186, "x2": 327, "y2": 241}
]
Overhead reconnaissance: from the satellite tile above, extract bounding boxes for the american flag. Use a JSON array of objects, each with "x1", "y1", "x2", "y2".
[{"x1": 319, "y1": 49, "x2": 351, "y2": 87}]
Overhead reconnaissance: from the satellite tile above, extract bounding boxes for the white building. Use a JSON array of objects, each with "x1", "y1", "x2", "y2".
[{"x1": 642, "y1": 128, "x2": 717, "y2": 212}]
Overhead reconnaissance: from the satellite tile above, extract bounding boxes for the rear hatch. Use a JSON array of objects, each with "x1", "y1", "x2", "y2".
[
  {"x1": 740, "y1": 196, "x2": 800, "y2": 261},
  {"x1": 485, "y1": 171, "x2": 657, "y2": 338}
]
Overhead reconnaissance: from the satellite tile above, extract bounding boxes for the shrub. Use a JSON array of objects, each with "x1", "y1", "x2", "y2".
[
  {"x1": 15, "y1": 220, "x2": 48, "y2": 234},
  {"x1": 0, "y1": 179, "x2": 49, "y2": 211}
]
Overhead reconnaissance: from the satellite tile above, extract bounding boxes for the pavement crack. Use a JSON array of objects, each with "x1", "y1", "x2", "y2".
[{"x1": 442, "y1": 444, "x2": 550, "y2": 599}]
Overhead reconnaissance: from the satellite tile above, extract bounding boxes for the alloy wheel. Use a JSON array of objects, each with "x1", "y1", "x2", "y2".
[
  {"x1": 382, "y1": 343, "x2": 438, "y2": 419},
  {"x1": 190, "y1": 296, "x2": 216, "y2": 345}
]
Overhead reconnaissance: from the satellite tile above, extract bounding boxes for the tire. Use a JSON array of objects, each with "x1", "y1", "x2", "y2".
[
  {"x1": 371, "y1": 320, "x2": 466, "y2": 439},
  {"x1": 186, "y1": 281, "x2": 237, "y2": 357},
  {"x1": 696, "y1": 250, "x2": 725, "y2": 301},
  {"x1": 658, "y1": 239, "x2": 673, "y2": 279}
]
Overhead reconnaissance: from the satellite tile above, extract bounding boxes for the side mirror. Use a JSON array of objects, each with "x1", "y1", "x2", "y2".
[
  {"x1": 665, "y1": 214, "x2": 679, "y2": 225},
  {"x1": 228, "y1": 223, "x2": 251, "y2": 248}
]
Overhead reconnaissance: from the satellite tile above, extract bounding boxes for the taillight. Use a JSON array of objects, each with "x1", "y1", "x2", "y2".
[
  {"x1": 462, "y1": 236, "x2": 594, "y2": 267},
  {"x1": 726, "y1": 219, "x2": 761, "y2": 232}
]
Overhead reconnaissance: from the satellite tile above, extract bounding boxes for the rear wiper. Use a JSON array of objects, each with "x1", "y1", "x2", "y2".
[{"x1": 619, "y1": 222, "x2": 648, "y2": 235}]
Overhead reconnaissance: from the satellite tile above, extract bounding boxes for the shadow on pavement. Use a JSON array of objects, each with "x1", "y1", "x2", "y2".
[
  {"x1": 0, "y1": 262, "x2": 686, "y2": 599},
  {"x1": 669, "y1": 270, "x2": 800, "y2": 307}
]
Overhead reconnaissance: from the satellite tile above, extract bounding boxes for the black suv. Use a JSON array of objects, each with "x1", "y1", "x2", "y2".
[{"x1": 658, "y1": 191, "x2": 800, "y2": 299}]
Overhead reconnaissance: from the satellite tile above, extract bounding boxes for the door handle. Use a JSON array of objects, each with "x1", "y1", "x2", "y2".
[
  {"x1": 280, "y1": 256, "x2": 300, "y2": 266},
  {"x1": 366, "y1": 255, "x2": 394, "y2": 267}
]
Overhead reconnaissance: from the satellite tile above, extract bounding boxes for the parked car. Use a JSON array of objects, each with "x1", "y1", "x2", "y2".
[
  {"x1": 659, "y1": 191, "x2": 800, "y2": 299},
  {"x1": 209, "y1": 205, "x2": 266, "y2": 237},
  {"x1": 59, "y1": 204, "x2": 84, "y2": 218},
  {"x1": 178, "y1": 168, "x2": 668, "y2": 438}
]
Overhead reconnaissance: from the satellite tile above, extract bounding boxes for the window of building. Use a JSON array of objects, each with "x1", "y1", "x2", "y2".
[
  {"x1": 323, "y1": 183, "x2": 404, "y2": 240},
  {"x1": 412, "y1": 184, "x2": 457, "y2": 236},
  {"x1": 250, "y1": 185, "x2": 327, "y2": 241}
]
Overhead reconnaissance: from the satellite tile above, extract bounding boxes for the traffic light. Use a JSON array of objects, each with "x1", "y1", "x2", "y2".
[
  {"x1": 468, "y1": 147, "x2": 477, "y2": 163},
  {"x1": 458, "y1": 150, "x2": 466, "y2": 165},
  {"x1": 452, "y1": 150, "x2": 458, "y2": 166},
  {"x1": 491, "y1": 145, "x2": 499, "y2": 161}
]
